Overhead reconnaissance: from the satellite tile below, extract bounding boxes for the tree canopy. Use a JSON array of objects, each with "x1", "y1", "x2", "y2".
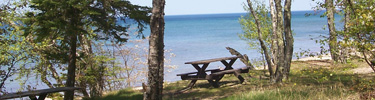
[{"x1": 20, "y1": 0, "x2": 151, "y2": 99}]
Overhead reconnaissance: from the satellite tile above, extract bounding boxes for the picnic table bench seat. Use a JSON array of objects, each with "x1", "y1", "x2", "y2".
[
  {"x1": 0, "y1": 87, "x2": 82, "y2": 100},
  {"x1": 177, "y1": 66, "x2": 250, "y2": 80},
  {"x1": 209, "y1": 66, "x2": 250, "y2": 76},
  {"x1": 177, "y1": 69, "x2": 220, "y2": 80},
  {"x1": 176, "y1": 68, "x2": 221, "y2": 76},
  {"x1": 208, "y1": 66, "x2": 250, "y2": 83}
]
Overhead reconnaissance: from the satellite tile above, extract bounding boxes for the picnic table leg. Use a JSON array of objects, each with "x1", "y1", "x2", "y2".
[
  {"x1": 195, "y1": 64, "x2": 220, "y2": 88},
  {"x1": 187, "y1": 80, "x2": 197, "y2": 88},
  {"x1": 177, "y1": 80, "x2": 197, "y2": 93},
  {"x1": 214, "y1": 74, "x2": 224, "y2": 82},
  {"x1": 221, "y1": 59, "x2": 237, "y2": 70},
  {"x1": 209, "y1": 69, "x2": 223, "y2": 87},
  {"x1": 29, "y1": 95, "x2": 38, "y2": 100},
  {"x1": 29, "y1": 94, "x2": 47, "y2": 100},
  {"x1": 37, "y1": 94, "x2": 47, "y2": 100},
  {"x1": 192, "y1": 64, "x2": 209, "y2": 78},
  {"x1": 207, "y1": 80, "x2": 219, "y2": 88},
  {"x1": 233, "y1": 71, "x2": 245, "y2": 83},
  {"x1": 222, "y1": 58, "x2": 246, "y2": 83}
]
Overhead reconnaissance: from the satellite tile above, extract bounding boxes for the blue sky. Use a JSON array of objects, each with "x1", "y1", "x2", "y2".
[{"x1": 129, "y1": 0, "x2": 320, "y2": 15}]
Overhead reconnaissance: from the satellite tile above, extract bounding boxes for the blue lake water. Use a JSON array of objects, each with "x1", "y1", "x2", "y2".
[
  {"x1": 4, "y1": 10, "x2": 344, "y2": 93},
  {"x1": 159, "y1": 10, "x2": 343, "y2": 82}
]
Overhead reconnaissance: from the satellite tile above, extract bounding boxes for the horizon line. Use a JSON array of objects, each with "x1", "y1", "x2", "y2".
[{"x1": 165, "y1": 10, "x2": 319, "y2": 16}]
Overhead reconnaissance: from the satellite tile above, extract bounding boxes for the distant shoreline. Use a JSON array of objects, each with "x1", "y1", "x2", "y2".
[
  {"x1": 293, "y1": 54, "x2": 332, "y2": 61},
  {"x1": 165, "y1": 10, "x2": 319, "y2": 16}
]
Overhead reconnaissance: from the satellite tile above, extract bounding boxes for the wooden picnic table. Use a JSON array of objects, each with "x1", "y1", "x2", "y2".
[
  {"x1": 177, "y1": 56, "x2": 249, "y2": 89},
  {"x1": 0, "y1": 87, "x2": 82, "y2": 100}
]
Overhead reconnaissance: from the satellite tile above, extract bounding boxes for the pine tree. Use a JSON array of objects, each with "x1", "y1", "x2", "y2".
[{"x1": 24, "y1": 0, "x2": 150, "y2": 99}]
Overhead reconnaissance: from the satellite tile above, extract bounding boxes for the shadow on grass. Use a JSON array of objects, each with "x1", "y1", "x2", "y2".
[
  {"x1": 163, "y1": 73, "x2": 267, "y2": 100},
  {"x1": 83, "y1": 88, "x2": 143, "y2": 100}
]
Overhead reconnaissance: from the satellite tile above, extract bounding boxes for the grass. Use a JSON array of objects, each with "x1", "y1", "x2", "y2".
[
  {"x1": 83, "y1": 88, "x2": 143, "y2": 100},
  {"x1": 89, "y1": 59, "x2": 375, "y2": 100},
  {"x1": 221, "y1": 84, "x2": 358, "y2": 100}
]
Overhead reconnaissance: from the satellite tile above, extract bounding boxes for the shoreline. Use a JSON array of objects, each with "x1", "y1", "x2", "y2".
[{"x1": 292, "y1": 54, "x2": 332, "y2": 61}]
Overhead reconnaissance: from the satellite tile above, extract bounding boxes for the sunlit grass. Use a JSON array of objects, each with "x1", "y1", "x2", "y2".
[
  {"x1": 90, "y1": 59, "x2": 374, "y2": 100},
  {"x1": 221, "y1": 84, "x2": 359, "y2": 100}
]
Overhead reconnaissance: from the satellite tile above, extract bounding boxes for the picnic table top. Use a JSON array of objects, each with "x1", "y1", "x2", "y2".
[
  {"x1": 0, "y1": 87, "x2": 82, "y2": 100},
  {"x1": 185, "y1": 56, "x2": 240, "y2": 65}
]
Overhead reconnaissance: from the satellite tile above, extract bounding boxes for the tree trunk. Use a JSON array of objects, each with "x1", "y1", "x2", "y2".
[
  {"x1": 144, "y1": 0, "x2": 165, "y2": 99},
  {"x1": 247, "y1": 0, "x2": 273, "y2": 75},
  {"x1": 77, "y1": 34, "x2": 92, "y2": 98},
  {"x1": 64, "y1": 7, "x2": 78, "y2": 100},
  {"x1": 340, "y1": 0, "x2": 351, "y2": 63},
  {"x1": 48, "y1": 63, "x2": 63, "y2": 86},
  {"x1": 326, "y1": 0, "x2": 338, "y2": 62},
  {"x1": 273, "y1": 0, "x2": 285, "y2": 83},
  {"x1": 283, "y1": 0, "x2": 293, "y2": 80},
  {"x1": 64, "y1": 35, "x2": 77, "y2": 100},
  {"x1": 269, "y1": 0, "x2": 277, "y2": 80}
]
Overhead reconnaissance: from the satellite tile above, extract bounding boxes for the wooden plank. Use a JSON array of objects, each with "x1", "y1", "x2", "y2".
[
  {"x1": 210, "y1": 66, "x2": 250, "y2": 76},
  {"x1": 185, "y1": 56, "x2": 240, "y2": 64},
  {"x1": 239, "y1": 67, "x2": 250, "y2": 73},
  {"x1": 210, "y1": 69, "x2": 238, "y2": 76},
  {"x1": 0, "y1": 87, "x2": 82, "y2": 100},
  {"x1": 176, "y1": 72, "x2": 198, "y2": 76},
  {"x1": 208, "y1": 66, "x2": 250, "y2": 84},
  {"x1": 176, "y1": 69, "x2": 221, "y2": 76},
  {"x1": 180, "y1": 75, "x2": 213, "y2": 80}
]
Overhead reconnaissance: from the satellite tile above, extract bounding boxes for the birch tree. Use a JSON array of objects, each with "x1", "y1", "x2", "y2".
[
  {"x1": 144, "y1": 0, "x2": 165, "y2": 99},
  {"x1": 241, "y1": 0, "x2": 274, "y2": 79},
  {"x1": 269, "y1": 0, "x2": 293, "y2": 82},
  {"x1": 242, "y1": 0, "x2": 293, "y2": 83},
  {"x1": 325, "y1": 0, "x2": 339, "y2": 62}
]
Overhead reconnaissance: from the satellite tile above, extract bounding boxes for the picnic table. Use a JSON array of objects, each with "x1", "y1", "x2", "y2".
[
  {"x1": 177, "y1": 56, "x2": 249, "y2": 89},
  {"x1": 0, "y1": 87, "x2": 82, "y2": 100}
]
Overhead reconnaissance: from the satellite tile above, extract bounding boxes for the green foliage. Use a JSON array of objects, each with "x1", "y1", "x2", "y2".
[
  {"x1": 0, "y1": 0, "x2": 35, "y2": 94},
  {"x1": 0, "y1": 0, "x2": 151, "y2": 98},
  {"x1": 344, "y1": 0, "x2": 375, "y2": 50},
  {"x1": 24, "y1": 0, "x2": 151, "y2": 44},
  {"x1": 339, "y1": 0, "x2": 375, "y2": 70},
  {"x1": 307, "y1": 0, "x2": 375, "y2": 65},
  {"x1": 238, "y1": 1, "x2": 272, "y2": 52}
]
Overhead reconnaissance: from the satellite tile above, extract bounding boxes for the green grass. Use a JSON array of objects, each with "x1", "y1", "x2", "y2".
[
  {"x1": 87, "y1": 60, "x2": 374, "y2": 100},
  {"x1": 221, "y1": 84, "x2": 358, "y2": 100},
  {"x1": 84, "y1": 88, "x2": 143, "y2": 100}
]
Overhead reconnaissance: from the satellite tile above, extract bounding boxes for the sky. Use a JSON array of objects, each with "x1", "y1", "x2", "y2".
[{"x1": 129, "y1": 0, "x2": 320, "y2": 15}]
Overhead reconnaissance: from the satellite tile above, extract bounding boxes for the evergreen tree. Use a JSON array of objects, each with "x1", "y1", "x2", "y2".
[{"x1": 23, "y1": 0, "x2": 150, "y2": 99}]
